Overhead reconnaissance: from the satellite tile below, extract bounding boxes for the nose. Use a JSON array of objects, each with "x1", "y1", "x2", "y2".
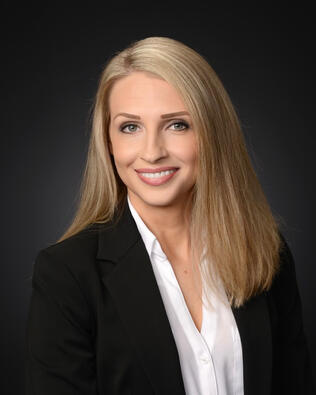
[{"x1": 140, "y1": 128, "x2": 168, "y2": 163}]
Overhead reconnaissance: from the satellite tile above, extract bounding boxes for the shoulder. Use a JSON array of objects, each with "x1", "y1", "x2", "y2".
[
  {"x1": 267, "y1": 232, "x2": 303, "y2": 318},
  {"x1": 32, "y1": 224, "x2": 105, "y2": 304},
  {"x1": 273, "y1": 232, "x2": 298, "y2": 289},
  {"x1": 30, "y1": 225, "x2": 106, "y2": 337},
  {"x1": 267, "y1": 239, "x2": 315, "y2": 392},
  {"x1": 39, "y1": 224, "x2": 99, "y2": 259}
]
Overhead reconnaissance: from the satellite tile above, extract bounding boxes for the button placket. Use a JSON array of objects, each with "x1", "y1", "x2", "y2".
[
  {"x1": 156, "y1": 248, "x2": 219, "y2": 395},
  {"x1": 198, "y1": 351, "x2": 218, "y2": 395}
]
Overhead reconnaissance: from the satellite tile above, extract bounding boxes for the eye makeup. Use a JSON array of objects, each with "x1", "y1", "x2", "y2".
[{"x1": 119, "y1": 120, "x2": 190, "y2": 134}]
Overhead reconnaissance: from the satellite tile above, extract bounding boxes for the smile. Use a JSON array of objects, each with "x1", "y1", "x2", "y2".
[
  {"x1": 139, "y1": 170, "x2": 176, "y2": 178},
  {"x1": 136, "y1": 169, "x2": 179, "y2": 186}
]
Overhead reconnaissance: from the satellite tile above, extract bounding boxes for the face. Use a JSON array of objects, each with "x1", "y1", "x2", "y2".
[{"x1": 108, "y1": 71, "x2": 198, "y2": 211}]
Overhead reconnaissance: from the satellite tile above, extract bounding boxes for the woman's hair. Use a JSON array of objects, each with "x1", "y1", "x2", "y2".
[{"x1": 57, "y1": 36, "x2": 284, "y2": 308}]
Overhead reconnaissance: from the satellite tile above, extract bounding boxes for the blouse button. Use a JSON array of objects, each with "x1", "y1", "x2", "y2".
[{"x1": 200, "y1": 355, "x2": 210, "y2": 364}]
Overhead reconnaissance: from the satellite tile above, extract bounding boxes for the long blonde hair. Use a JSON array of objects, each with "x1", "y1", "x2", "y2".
[{"x1": 57, "y1": 36, "x2": 284, "y2": 308}]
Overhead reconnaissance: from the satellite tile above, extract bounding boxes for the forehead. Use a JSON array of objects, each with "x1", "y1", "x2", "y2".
[{"x1": 108, "y1": 72, "x2": 186, "y2": 112}]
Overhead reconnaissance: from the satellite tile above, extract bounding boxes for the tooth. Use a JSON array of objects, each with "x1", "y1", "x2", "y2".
[{"x1": 140, "y1": 169, "x2": 176, "y2": 178}]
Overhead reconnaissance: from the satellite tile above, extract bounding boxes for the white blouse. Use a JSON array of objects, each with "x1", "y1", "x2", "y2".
[{"x1": 127, "y1": 195, "x2": 244, "y2": 395}]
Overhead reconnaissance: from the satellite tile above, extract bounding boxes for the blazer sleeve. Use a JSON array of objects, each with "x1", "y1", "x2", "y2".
[
  {"x1": 25, "y1": 248, "x2": 97, "y2": 395},
  {"x1": 269, "y1": 234, "x2": 316, "y2": 394}
]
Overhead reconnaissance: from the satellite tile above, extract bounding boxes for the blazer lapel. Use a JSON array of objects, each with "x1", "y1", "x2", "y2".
[
  {"x1": 232, "y1": 293, "x2": 272, "y2": 395},
  {"x1": 96, "y1": 200, "x2": 186, "y2": 395}
]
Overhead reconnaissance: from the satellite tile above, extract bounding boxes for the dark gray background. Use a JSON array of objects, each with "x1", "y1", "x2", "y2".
[{"x1": 3, "y1": 2, "x2": 315, "y2": 394}]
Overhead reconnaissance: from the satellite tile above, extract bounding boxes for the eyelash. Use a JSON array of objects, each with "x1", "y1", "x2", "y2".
[{"x1": 119, "y1": 120, "x2": 190, "y2": 134}]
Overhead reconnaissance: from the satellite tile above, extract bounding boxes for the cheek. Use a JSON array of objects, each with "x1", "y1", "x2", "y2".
[
  {"x1": 173, "y1": 137, "x2": 198, "y2": 164},
  {"x1": 111, "y1": 138, "x2": 137, "y2": 165}
]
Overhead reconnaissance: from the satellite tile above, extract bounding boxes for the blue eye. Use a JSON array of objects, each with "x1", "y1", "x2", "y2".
[
  {"x1": 119, "y1": 120, "x2": 189, "y2": 134},
  {"x1": 119, "y1": 124, "x2": 139, "y2": 133},
  {"x1": 170, "y1": 121, "x2": 189, "y2": 131}
]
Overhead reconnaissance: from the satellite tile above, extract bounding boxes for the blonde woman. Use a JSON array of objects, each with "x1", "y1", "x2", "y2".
[{"x1": 25, "y1": 37, "x2": 314, "y2": 394}]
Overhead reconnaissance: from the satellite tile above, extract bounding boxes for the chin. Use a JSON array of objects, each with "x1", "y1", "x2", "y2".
[{"x1": 131, "y1": 188, "x2": 188, "y2": 208}]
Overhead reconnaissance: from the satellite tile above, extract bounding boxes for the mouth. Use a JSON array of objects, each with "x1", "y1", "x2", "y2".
[
  {"x1": 135, "y1": 166, "x2": 179, "y2": 173},
  {"x1": 135, "y1": 167, "x2": 179, "y2": 186}
]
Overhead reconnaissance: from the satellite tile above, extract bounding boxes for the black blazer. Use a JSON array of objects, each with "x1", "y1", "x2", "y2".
[{"x1": 25, "y1": 199, "x2": 315, "y2": 395}]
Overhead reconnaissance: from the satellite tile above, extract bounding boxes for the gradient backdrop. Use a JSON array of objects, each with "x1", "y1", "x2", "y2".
[{"x1": 3, "y1": 3, "x2": 315, "y2": 394}]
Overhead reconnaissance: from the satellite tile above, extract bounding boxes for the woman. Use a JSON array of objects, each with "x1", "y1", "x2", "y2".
[{"x1": 25, "y1": 37, "x2": 314, "y2": 394}]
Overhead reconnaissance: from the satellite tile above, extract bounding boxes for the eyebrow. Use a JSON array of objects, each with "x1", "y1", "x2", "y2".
[{"x1": 113, "y1": 111, "x2": 190, "y2": 120}]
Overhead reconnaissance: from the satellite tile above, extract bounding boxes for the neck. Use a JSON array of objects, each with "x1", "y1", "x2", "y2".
[{"x1": 127, "y1": 190, "x2": 193, "y2": 256}]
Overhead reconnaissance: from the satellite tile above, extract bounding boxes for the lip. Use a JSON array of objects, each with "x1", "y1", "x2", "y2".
[
  {"x1": 135, "y1": 166, "x2": 179, "y2": 173},
  {"x1": 136, "y1": 168, "x2": 179, "y2": 186}
]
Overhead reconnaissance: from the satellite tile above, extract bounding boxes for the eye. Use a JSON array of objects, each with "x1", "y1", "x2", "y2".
[
  {"x1": 169, "y1": 121, "x2": 189, "y2": 131},
  {"x1": 119, "y1": 123, "x2": 139, "y2": 133},
  {"x1": 118, "y1": 120, "x2": 190, "y2": 134}
]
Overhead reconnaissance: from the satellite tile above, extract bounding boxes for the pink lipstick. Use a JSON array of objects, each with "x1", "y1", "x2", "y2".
[{"x1": 135, "y1": 167, "x2": 179, "y2": 186}]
